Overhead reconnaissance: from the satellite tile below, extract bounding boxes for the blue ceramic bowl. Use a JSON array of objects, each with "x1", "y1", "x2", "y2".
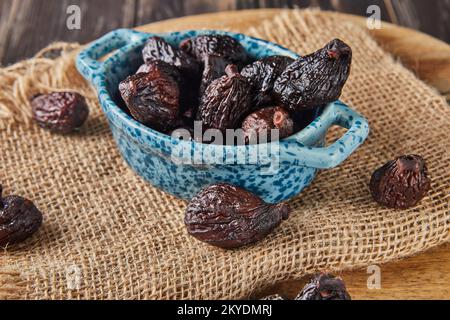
[{"x1": 76, "y1": 29, "x2": 369, "y2": 203}]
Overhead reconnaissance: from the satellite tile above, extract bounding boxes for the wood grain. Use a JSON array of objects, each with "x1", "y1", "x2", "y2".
[
  {"x1": 253, "y1": 243, "x2": 450, "y2": 300},
  {"x1": 1, "y1": 0, "x2": 449, "y2": 66},
  {"x1": 135, "y1": 10, "x2": 450, "y2": 300},
  {"x1": 0, "y1": 0, "x2": 138, "y2": 64}
]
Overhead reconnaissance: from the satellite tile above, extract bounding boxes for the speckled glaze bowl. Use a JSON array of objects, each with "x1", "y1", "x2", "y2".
[{"x1": 76, "y1": 29, "x2": 369, "y2": 203}]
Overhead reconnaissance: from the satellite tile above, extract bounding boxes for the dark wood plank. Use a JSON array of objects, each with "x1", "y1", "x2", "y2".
[
  {"x1": 0, "y1": 0, "x2": 449, "y2": 66},
  {"x1": 390, "y1": 0, "x2": 450, "y2": 45},
  {"x1": 0, "y1": 0, "x2": 137, "y2": 65},
  {"x1": 134, "y1": 0, "x2": 184, "y2": 24},
  {"x1": 329, "y1": 0, "x2": 392, "y2": 23},
  {"x1": 0, "y1": 0, "x2": 16, "y2": 64}
]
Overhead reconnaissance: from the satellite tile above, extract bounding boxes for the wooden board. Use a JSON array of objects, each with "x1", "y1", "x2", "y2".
[
  {"x1": 136, "y1": 9, "x2": 450, "y2": 100},
  {"x1": 1, "y1": 0, "x2": 450, "y2": 66},
  {"x1": 136, "y1": 9, "x2": 450, "y2": 300}
]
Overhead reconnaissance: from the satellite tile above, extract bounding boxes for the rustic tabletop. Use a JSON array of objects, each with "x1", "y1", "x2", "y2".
[
  {"x1": 1, "y1": 0, "x2": 450, "y2": 65},
  {"x1": 1, "y1": 6, "x2": 449, "y2": 300}
]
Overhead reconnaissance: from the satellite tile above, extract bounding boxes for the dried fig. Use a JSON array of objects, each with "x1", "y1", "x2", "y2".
[
  {"x1": 136, "y1": 63, "x2": 153, "y2": 74},
  {"x1": 180, "y1": 34, "x2": 249, "y2": 67},
  {"x1": 241, "y1": 106, "x2": 294, "y2": 143},
  {"x1": 119, "y1": 60, "x2": 180, "y2": 132},
  {"x1": 370, "y1": 155, "x2": 431, "y2": 209},
  {"x1": 31, "y1": 92, "x2": 89, "y2": 134},
  {"x1": 274, "y1": 39, "x2": 352, "y2": 111},
  {"x1": 142, "y1": 36, "x2": 200, "y2": 76},
  {"x1": 196, "y1": 65, "x2": 252, "y2": 132},
  {"x1": 137, "y1": 59, "x2": 199, "y2": 112},
  {"x1": 295, "y1": 273, "x2": 351, "y2": 300},
  {"x1": 199, "y1": 54, "x2": 229, "y2": 97},
  {"x1": 184, "y1": 183, "x2": 290, "y2": 249},
  {"x1": 241, "y1": 55, "x2": 294, "y2": 107},
  {"x1": 0, "y1": 185, "x2": 43, "y2": 247}
]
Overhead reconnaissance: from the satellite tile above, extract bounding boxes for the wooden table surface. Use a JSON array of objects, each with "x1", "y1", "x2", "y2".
[
  {"x1": 1, "y1": 0, "x2": 450, "y2": 66},
  {"x1": 138, "y1": 9, "x2": 450, "y2": 300}
]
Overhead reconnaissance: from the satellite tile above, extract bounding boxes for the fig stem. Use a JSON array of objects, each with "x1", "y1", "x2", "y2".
[
  {"x1": 277, "y1": 203, "x2": 290, "y2": 220},
  {"x1": 273, "y1": 110, "x2": 286, "y2": 128},
  {"x1": 327, "y1": 50, "x2": 340, "y2": 60},
  {"x1": 225, "y1": 64, "x2": 239, "y2": 77}
]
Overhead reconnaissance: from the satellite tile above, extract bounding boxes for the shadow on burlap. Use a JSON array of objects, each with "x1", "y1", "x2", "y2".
[{"x1": 0, "y1": 10, "x2": 448, "y2": 299}]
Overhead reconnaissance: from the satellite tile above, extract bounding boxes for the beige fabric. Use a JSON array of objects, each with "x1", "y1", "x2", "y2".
[{"x1": 0, "y1": 10, "x2": 448, "y2": 300}]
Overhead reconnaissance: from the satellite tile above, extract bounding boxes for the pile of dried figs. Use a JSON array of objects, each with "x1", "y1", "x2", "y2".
[
  {"x1": 119, "y1": 35, "x2": 353, "y2": 144},
  {"x1": 17, "y1": 34, "x2": 431, "y2": 253}
]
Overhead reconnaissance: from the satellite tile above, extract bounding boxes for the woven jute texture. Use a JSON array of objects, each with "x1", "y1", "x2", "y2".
[{"x1": 0, "y1": 10, "x2": 449, "y2": 300}]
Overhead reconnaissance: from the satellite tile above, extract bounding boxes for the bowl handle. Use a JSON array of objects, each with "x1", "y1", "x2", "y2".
[
  {"x1": 76, "y1": 29, "x2": 148, "y2": 89},
  {"x1": 280, "y1": 101, "x2": 370, "y2": 169}
]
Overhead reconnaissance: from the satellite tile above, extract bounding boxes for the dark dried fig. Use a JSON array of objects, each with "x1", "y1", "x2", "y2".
[
  {"x1": 274, "y1": 39, "x2": 352, "y2": 111},
  {"x1": 184, "y1": 183, "x2": 290, "y2": 249},
  {"x1": 370, "y1": 155, "x2": 431, "y2": 209},
  {"x1": 0, "y1": 185, "x2": 43, "y2": 247},
  {"x1": 196, "y1": 65, "x2": 252, "y2": 132},
  {"x1": 31, "y1": 92, "x2": 89, "y2": 134},
  {"x1": 180, "y1": 34, "x2": 249, "y2": 67},
  {"x1": 241, "y1": 55, "x2": 294, "y2": 107},
  {"x1": 136, "y1": 63, "x2": 154, "y2": 74},
  {"x1": 295, "y1": 273, "x2": 351, "y2": 300},
  {"x1": 119, "y1": 60, "x2": 180, "y2": 132},
  {"x1": 142, "y1": 36, "x2": 200, "y2": 76},
  {"x1": 137, "y1": 59, "x2": 199, "y2": 112},
  {"x1": 290, "y1": 105, "x2": 324, "y2": 134},
  {"x1": 199, "y1": 54, "x2": 229, "y2": 97},
  {"x1": 241, "y1": 106, "x2": 294, "y2": 143}
]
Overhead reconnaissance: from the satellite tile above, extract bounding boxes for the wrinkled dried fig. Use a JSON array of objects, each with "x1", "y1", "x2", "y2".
[
  {"x1": 241, "y1": 55, "x2": 294, "y2": 107},
  {"x1": 185, "y1": 183, "x2": 290, "y2": 249},
  {"x1": 199, "y1": 54, "x2": 229, "y2": 97},
  {"x1": 31, "y1": 92, "x2": 89, "y2": 134},
  {"x1": 142, "y1": 36, "x2": 200, "y2": 76},
  {"x1": 137, "y1": 59, "x2": 199, "y2": 112},
  {"x1": 295, "y1": 273, "x2": 351, "y2": 300},
  {"x1": 274, "y1": 39, "x2": 352, "y2": 111},
  {"x1": 370, "y1": 155, "x2": 431, "y2": 209},
  {"x1": 0, "y1": 185, "x2": 43, "y2": 247},
  {"x1": 196, "y1": 65, "x2": 252, "y2": 132},
  {"x1": 241, "y1": 106, "x2": 294, "y2": 143},
  {"x1": 180, "y1": 34, "x2": 249, "y2": 67},
  {"x1": 119, "y1": 60, "x2": 180, "y2": 132}
]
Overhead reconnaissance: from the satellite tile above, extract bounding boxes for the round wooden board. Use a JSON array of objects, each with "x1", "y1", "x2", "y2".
[
  {"x1": 138, "y1": 9, "x2": 450, "y2": 300},
  {"x1": 137, "y1": 9, "x2": 450, "y2": 100}
]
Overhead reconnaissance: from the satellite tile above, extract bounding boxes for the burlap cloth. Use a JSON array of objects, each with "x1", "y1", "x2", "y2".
[{"x1": 0, "y1": 10, "x2": 448, "y2": 300}]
